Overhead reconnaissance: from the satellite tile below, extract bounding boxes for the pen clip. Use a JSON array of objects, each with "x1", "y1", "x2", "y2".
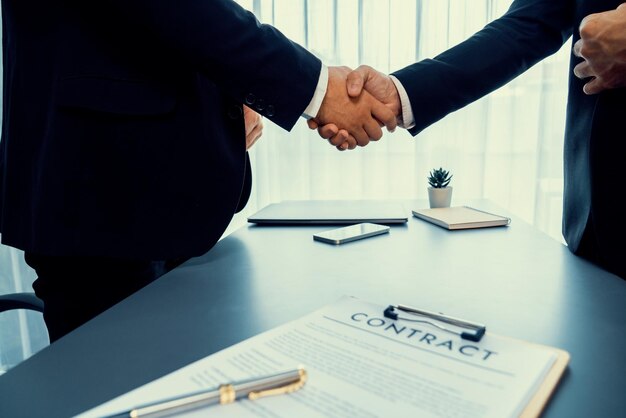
[
  {"x1": 384, "y1": 304, "x2": 486, "y2": 342},
  {"x1": 248, "y1": 368, "x2": 307, "y2": 400}
]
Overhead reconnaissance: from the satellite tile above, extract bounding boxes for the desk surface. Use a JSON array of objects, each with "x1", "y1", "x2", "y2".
[{"x1": 1, "y1": 200, "x2": 625, "y2": 418}]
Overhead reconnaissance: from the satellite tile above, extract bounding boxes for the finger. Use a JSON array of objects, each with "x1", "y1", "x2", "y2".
[
  {"x1": 352, "y1": 128, "x2": 370, "y2": 147},
  {"x1": 246, "y1": 124, "x2": 263, "y2": 148},
  {"x1": 245, "y1": 134, "x2": 258, "y2": 150},
  {"x1": 336, "y1": 142, "x2": 348, "y2": 151},
  {"x1": 370, "y1": 100, "x2": 398, "y2": 132},
  {"x1": 307, "y1": 119, "x2": 319, "y2": 130},
  {"x1": 328, "y1": 130, "x2": 349, "y2": 147},
  {"x1": 347, "y1": 65, "x2": 373, "y2": 97},
  {"x1": 345, "y1": 134, "x2": 357, "y2": 150},
  {"x1": 583, "y1": 78, "x2": 605, "y2": 95},
  {"x1": 333, "y1": 130, "x2": 356, "y2": 150},
  {"x1": 572, "y1": 39, "x2": 584, "y2": 58},
  {"x1": 363, "y1": 118, "x2": 384, "y2": 141},
  {"x1": 579, "y1": 13, "x2": 599, "y2": 38},
  {"x1": 251, "y1": 123, "x2": 263, "y2": 139},
  {"x1": 317, "y1": 124, "x2": 339, "y2": 139},
  {"x1": 247, "y1": 134, "x2": 261, "y2": 149},
  {"x1": 573, "y1": 61, "x2": 594, "y2": 79}
]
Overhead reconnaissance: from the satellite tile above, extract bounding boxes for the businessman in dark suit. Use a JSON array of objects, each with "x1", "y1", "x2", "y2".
[
  {"x1": 0, "y1": 0, "x2": 397, "y2": 341},
  {"x1": 313, "y1": 0, "x2": 626, "y2": 279}
]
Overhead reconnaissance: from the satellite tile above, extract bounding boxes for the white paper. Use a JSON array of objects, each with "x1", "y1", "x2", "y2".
[{"x1": 78, "y1": 296, "x2": 556, "y2": 418}]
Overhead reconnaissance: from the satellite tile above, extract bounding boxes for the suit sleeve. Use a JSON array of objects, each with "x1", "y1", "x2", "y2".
[
  {"x1": 392, "y1": 0, "x2": 575, "y2": 135},
  {"x1": 75, "y1": 0, "x2": 321, "y2": 131}
]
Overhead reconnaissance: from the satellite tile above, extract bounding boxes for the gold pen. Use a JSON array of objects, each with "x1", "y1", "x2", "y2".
[{"x1": 106, "y1": 367, "x2": 307, "y2": 418}]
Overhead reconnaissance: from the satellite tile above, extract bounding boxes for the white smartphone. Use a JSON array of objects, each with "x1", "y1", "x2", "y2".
[{"x1": 313, "y1": 223, "x2": 390, "y2": 245}]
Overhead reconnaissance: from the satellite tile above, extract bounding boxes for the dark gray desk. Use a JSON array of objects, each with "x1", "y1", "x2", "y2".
[{"x1": 1, "y1": 200, "x2": 625, "y2": 418}]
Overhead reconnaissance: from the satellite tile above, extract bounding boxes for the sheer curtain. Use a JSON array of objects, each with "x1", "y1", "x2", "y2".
[{"x1": 229, "y1": 0, "x2": 570, "y2": 243}]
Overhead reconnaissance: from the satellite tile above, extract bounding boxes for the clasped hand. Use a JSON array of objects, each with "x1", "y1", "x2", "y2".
[
  {"x1": 311, "y1": 66, "x2": 400, "y2": 151},
  {"x1": 573, "y1": 3, "x2": 626, "y2": 94}
]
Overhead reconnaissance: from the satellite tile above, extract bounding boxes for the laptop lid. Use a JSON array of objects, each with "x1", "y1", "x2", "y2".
[{"x1": 247, "y1": 200, "x2": 408, "y2": 225}]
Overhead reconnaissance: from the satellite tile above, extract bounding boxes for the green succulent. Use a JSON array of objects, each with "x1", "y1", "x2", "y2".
[{"x1": 427, "y1": 167, "x2": 453, "y2": 188}]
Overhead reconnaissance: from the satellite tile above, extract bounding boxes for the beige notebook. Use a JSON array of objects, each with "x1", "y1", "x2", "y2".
[{"x1": 412, "y1": 206, "x2": 511, "y2": 230}]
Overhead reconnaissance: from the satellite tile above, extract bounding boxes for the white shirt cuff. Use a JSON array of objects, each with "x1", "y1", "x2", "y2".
[
  {"x1": 390, "y1": 75, "x2": 415, "y2": 129},
  {"x1": 302, "y1": 63, "x2": 328, "y2": 120}
]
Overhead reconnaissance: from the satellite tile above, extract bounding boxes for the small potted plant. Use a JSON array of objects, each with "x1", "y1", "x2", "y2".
[{"x1": 427, "y1": 167, "x2": 453, "y2": 208}]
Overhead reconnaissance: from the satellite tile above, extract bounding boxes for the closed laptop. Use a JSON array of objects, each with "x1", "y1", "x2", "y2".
[{"x1": 247, "y1": 200, "x2": 408, "y2": 225}]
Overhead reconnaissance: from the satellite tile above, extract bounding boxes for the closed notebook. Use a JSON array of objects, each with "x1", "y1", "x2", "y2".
[{"x1": 412, "y1": 206, "x2": 511, "y2": 230}]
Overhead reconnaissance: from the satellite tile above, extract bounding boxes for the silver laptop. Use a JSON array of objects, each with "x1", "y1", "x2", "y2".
[{"x1": 247, "y1": 200, "x2": 408, "y2": 225}]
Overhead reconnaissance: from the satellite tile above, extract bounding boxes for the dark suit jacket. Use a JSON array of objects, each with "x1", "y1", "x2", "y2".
[
  {"x1": 393, "y1": 0, "x2": 626, "y2": 277},
  {"x1": 0, "y1": 1, "x2": 320, "y2": 259}
]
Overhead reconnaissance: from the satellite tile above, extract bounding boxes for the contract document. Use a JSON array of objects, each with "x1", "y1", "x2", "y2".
[{"x1": 79, "y1": 296, "x2": 567, "y2": 418}]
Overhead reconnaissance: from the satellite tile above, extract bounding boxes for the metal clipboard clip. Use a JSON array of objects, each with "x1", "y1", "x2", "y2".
[{"x1": 383, "y1": 304, "x2": 486, "y2": 342}]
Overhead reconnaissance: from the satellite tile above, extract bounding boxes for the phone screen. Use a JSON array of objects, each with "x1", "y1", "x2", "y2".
[{"x1": 313, "y1": 223, "x2": 390, "y2": 245}]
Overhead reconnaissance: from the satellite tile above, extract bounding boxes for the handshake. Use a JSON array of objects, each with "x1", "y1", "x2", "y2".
[
  {"x1": 308, "y1": 66, "x2": 403, "y2": 152},
  {"x1": 246, "y1": 3, "x2": 626, "y2": 153}
]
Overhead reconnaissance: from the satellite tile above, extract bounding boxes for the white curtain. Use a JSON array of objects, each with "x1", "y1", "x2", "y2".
[{"x1": 229, "y1": 0, "x2": 570, "y2": 243}]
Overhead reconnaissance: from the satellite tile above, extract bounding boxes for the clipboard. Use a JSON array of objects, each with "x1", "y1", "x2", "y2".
[
  {"x1": 82, "y1": 296, "x2": 570, "y2": 418},
  {"x1": 514, "y1": 338, "x2": 569, "y2": 418},
  {"x1": 384, "y1": 302, "x2": 570, "y2": 418}
]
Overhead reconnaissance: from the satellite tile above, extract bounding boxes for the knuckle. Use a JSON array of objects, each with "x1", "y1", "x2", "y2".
[
  {"x1": 579, "y1": 19, "x2": 598, "y2": 38},
  {"x1": 579, "y1": 45, "x2": 593, "y2": 57},
  {"x1": 322, "y1": 129, "x2": 335, "y2": 140}
]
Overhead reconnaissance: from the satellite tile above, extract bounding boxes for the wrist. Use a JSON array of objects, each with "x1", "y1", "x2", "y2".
[
  {"x1": 387, "y1": 81, "x2": 403, "y2": 124},
  {"x1": 389, "y1": 75, "x2": 414, "y2": 129}
]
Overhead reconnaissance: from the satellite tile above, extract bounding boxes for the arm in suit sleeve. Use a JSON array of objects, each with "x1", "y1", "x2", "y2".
[
  {"x1": 392, "y1": 0, "x2": 575, "y2": 135},
  {"x1": 75, "y1": 0, "x2": 322, "y2": 131}
]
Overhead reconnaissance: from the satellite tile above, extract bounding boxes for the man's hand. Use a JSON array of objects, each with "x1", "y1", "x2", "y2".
[
  {"x1": 244, "y1": 105, "x2": 263, "y2": 150},
  {"x1": 312, "y1": 66, "x2": 397, "y2": 151},
  {"x1": 573, "y1": 3, "x2": 626, "y2": 95},
  {"x1": 309, "y1": 65, "x2": 402, "y2": 149},
  {"x1": 346, "y1": 65, "x2": 402, "y2": 117}
]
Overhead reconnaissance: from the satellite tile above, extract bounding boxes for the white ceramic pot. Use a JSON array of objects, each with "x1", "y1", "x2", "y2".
[{"x1": 428, "y1": 187, "x2": 453, "y2": 208}]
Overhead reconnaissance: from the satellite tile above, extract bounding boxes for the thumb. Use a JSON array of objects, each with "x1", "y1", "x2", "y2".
[{"x1": 347, "y1": 65, "x2": 373, "y2": 97}]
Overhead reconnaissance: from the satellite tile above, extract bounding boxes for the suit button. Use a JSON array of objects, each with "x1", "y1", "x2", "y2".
[
  {"x1": 228, "y1": 105, "x2": 243, "y2": 119},
  {"x1": 266, "y1": 105, "x2": 275, "y2": 117},
  {"x1": 245, "y1": 93, "x2": 256, "y2": 105},
  {"x1": 255, "y1": 99, "x2": 265, "y2": 111}
]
